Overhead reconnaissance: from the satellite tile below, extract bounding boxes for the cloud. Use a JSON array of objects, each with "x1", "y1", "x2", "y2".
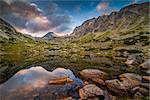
[
  {"x1": 45, "y1": 3, "x2": 73, "y2": 34},
  {"x1": 96, "y1": 2, "x2": 109, "y2": 11},
  {"x1": 96, "y1": 1, "x2": 116, "y2": 16},
  {"x1": 25, "y1": 16, "x2": 50, "y2": 33},
  {"x1": 131, "y1": 0, "x2": 146, "y2": 4},
  {"x1": 0, "y1": 0, "x2": 73, "y2": 37}
]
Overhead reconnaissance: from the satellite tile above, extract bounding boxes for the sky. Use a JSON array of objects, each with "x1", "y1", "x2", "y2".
[{"x1": 0, "y1": 0, "x2": 149, "y2": 37}]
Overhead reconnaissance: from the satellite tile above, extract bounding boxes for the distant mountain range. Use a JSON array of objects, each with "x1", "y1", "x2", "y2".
[
  {"x1": 0, "y1": 2, "x2": 149, "y2": 40},
  {"x1": 71, "y1": 2, "x2": 149, "y2": 36},
  {"x1": 42, "y1": 32, "x2": 56, "y2": 40}
]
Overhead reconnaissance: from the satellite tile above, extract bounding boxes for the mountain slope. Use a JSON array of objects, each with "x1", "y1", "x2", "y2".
[
  {"x1": 0, "y1": 18, "x2": 52, "y2": 83},
  {"x1": 71, "y1": 2, "x2": 149, "y2": 36},
  {"x1": 0, "y1": 18, "x2": 35, "y2": 43}
]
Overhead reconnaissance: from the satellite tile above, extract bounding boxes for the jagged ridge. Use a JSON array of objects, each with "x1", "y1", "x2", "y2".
[{"x1": 71, "y1": 2, "x2": 149, "y2": 36}]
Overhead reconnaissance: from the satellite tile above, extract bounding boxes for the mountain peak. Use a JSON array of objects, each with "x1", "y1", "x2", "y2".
[
  {"x1": 71, "y1": 2, "x2": 149, "y2": 36},
  {"x1": 42, "y1": 32, "x2": 55, "y2": 40}
]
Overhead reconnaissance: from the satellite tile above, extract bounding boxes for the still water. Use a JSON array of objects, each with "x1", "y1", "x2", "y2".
[{"x1": 0, "y1": 66, "x2": 83, "y2": 100}]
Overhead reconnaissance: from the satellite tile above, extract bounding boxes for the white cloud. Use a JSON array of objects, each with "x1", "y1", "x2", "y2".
[{"x1": 96, "y1": 2, "x2": 109, "y2": 12}]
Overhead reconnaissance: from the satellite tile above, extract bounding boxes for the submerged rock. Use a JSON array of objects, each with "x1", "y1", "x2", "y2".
[
  {"x1": 79, "y1": 69, "x2": 108, "y2": 85},
  {"x1": 0, "y1": 66, "x2": 83, "y2": 100},
  {"x1": 49, "y1": 76, "x2": 73, "y2": 84}
]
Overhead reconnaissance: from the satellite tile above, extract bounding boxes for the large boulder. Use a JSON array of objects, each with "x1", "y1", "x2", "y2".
[
  {"x1": 79, "y1": 84, "x2": 104, "y2": 99},
  {"x1": 119, "y1": 73, "x2": 142, "y2": 90},
  {"x1": 79, "y1": 69, "x2": 108, "y2": 85},
  {"x1": 105, "y1": 79, "x2": 129, "y2": 96}
]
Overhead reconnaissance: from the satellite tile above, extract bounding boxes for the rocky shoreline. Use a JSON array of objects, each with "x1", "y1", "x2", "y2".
[
  {"x1": 77, "y1": 58, "x2": 150, "y2": 100},
  {"x1": 0, "y1": 57, "x2": 149, "y2": 100}
]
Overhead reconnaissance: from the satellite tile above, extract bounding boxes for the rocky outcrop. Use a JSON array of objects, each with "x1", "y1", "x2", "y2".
[
  {"x1": 0, "y1": 18, "x2": 17, "y2": 35},
  {"x1": 0, "y1": 18, "x2": 34, "y2": 41},
  {"x1": 71, "y1": 2, "x2": 149, "y2": 36},
  {"x1": 79, "y1": 69, "x2": 108, "y2": 85}
]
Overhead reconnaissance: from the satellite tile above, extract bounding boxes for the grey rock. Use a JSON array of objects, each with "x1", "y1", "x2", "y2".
[
  {"x1": 140, "y1": 59, "x2": 150, "y2": 70},
  {"x1": 139, "y1": 87, "x2": 149, "y2": 96}
]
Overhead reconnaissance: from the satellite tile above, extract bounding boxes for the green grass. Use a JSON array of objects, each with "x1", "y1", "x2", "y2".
[{"x1": 0, "y1": 30, "x2": 149, "y2": 83}]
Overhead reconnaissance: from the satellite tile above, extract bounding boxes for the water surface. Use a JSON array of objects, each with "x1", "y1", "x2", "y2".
[{"x1": 0, "y1": 66, "x2": 83, "y2": 100}]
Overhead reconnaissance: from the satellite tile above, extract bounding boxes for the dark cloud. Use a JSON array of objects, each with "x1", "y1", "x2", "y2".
[
  {"x1": 45, "y1": 3, "x2": 72, "y2": 28},
  {"x1": 0, "y1": 0, "x2": 72, "y2": 36}
]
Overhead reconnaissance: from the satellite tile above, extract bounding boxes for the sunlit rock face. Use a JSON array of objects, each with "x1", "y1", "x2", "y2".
[{"x1": 0, "y1": 66, "x2": 83, "y2": 100}]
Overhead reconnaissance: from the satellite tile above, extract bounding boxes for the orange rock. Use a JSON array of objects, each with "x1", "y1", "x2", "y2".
[
  {"x1": 105, "y1": 79, "x2": 129, "y2": 96},
  {"x1": 49, "y1": 76, "x2": 73, "y2": 84},
  {"x1": 119, "y1": 73, "x2": 142, "y2": 90},
  {"x1": 79, "y1": 69, "x2": 108, "y2": 85}
]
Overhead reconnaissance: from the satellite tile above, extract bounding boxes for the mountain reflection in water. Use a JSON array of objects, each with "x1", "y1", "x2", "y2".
[{"x1": 0, "y1": 66, "x2": 83, "y2": 100}]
